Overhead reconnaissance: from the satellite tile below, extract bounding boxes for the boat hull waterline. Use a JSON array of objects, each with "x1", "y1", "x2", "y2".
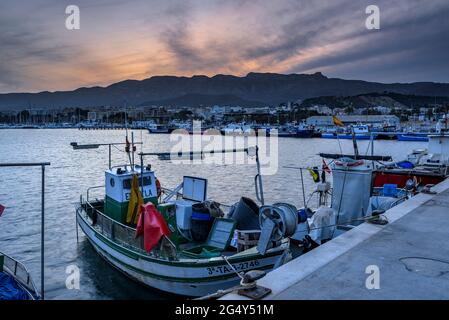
[
  {"x1": 397, "y1": 134, "x2": 429, "y2": 142},
  {"x1": 321, "y1": 133, "x2": 374, "y2": 140}
]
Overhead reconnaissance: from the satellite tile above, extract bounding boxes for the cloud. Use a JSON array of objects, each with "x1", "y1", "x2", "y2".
[
  {"x1": 285, "y1": 0, "x2": 449, "y2": 82},
  {"x1": 0, "y1": 0, "x2": 448, "y2": 93}
]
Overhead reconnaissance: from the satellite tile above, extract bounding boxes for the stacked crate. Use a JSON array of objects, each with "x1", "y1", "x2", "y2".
[{"x1": 236, "y1": 230, "x2": 261, "y2": 252}]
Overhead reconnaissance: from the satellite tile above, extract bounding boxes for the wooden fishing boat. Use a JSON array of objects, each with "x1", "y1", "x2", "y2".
[
  {"x1": 373, "y1": 134, "x2": 449, "y2": 189},
  {"x1": 74, "y1": 142, "x2": 291, "y2": 297}
]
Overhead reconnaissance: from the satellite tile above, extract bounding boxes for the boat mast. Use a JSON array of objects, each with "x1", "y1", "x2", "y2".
[{"x1": 351, "y1": 125, "x2": 359, "y2": 159}]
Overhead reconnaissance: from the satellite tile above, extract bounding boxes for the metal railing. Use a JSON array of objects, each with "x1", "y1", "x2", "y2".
[
  {"x1": 78, "y1": 185, "x2": 232, "y2": 260},
  {"x1": 86, "y1": 185, "x2": 104, "y2": 202},
  {"x1": 1, "y1": 252, "x2": 40, "y2": 299},
  {"x1": 78, "y1": 197, "x2": 180, "y2": 259}
]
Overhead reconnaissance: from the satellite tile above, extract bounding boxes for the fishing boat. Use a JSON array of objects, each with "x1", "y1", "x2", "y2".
[
  {"x1": 285, "y1": 151, "x2": 409, "y2": 253},
  {"x1": 295, "y1": 122, "x2": 314, "y2": 138},
  {"x1": 276, "y1": 125, "x2": 296, "y2": 138},
  {"x1": 148, "y1": 123, "x2": 172, "y2": 134},
  {"x1": 321, "y1": 125, "x2": 375, "y2": 140},
  {"x1": 0, "y1": 252, "x2": 40, "y2": 300},
  {"x1": 321, "y1": 133, "x2": 373, "y2": 140},
  {"x1": 397, "y1": 133, "x2": 429, "y2": 142},
  {"x1": 373, "y1": 133, "x2": 449, "y2": 189},
  {"x1": 371, "y1": 123, "x2": 398, "y2": 140},
  {"x1": 73, "y1": 140, "x2": 293, "y2": 297},
  {"x1": 289, "y1": 133, "x2": 413, "y2": 244},
  {"x1": 220, "y1": 123, "x2": 254, "y2": 136}
]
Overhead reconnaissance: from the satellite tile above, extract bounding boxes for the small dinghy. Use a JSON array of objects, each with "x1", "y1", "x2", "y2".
[{"x1": 0, "y1": 252, "x2": 40, "y2": 300}]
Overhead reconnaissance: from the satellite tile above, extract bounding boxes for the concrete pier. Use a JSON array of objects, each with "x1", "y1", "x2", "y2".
[{"x1": 222, "y1": 178, "x2": 449, "y2": 300}]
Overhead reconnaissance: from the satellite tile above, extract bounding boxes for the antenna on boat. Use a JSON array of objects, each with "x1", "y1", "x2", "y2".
[
  {"x1": 123, "y1": 100, "x2": 134, "y2": 169},
  {"x1": 351, "y1": 125, "x2": 359, "y2": 159},
  {"x1": 132, "y1": 132, "x2": 135, "y2": 168}
]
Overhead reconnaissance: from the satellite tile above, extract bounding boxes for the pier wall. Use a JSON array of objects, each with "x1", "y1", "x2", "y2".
[{"x1": 222, "y1": 178, "x2": 449, "y2": 300}]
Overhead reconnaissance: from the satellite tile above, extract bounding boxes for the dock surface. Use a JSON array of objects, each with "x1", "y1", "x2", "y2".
[{"x1": 222, "y1": 178, "x2": 449, "y2": 300}]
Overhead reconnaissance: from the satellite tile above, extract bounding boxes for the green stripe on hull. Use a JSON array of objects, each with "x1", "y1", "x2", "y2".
[
  {"x1": 89, "y1": 236, "x2": 274, "y2": 283},
  {"x1": 94, "y1": 232, "x2": 140, "y2": 260}
]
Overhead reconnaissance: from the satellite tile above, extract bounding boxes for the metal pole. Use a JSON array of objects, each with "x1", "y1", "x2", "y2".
[
  {"x1": 76, "y1": 208, "x2": 79, "y2": 243},
  {"x1": 370, "y1": 133, "x2": 374, "y2": 168},
  {"x1": 140, "y1": 154, "x2": 144, "y2": 197},
  {"x1": 351, "y1": 126, "x2": 359, "y2": 159},
  {"x1": 108, "y1": 144, "x2": 112, "y2": 170},
  {"x1": 300, "y1": 168, "x2": 307, "y2": 209},
  {"x1": 255, "y1": 146, "x2": 264, "y2": 205},
  {"x1": 131, "y1": 132, "x2": 135, "y2": 168},
  {"x1": 41, "y1": 165, "x2": 45, "y2": 300}
]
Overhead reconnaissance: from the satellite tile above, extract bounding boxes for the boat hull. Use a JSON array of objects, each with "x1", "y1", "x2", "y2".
[
  {"x1": 295, "y1": 130, "x2": 314, "y2": 138},
  {"x1": 373, "y1": 170, "x2": 446, "y2": 188},
  {"x1": 321, "y1": 133, "x2": 373, "y2": 140},
  {"x1": 148, "y1": 129, "x2": 171, "y2": 134},
  {"x1": 374, "y1": 133, "x2": 398, "y2": 140},
  {"x1": 397, "y1": 134, "x2": 429, "y2": 142},
  {"x1": 76, "y1": 209, "x2": 287, "y2": 297}
]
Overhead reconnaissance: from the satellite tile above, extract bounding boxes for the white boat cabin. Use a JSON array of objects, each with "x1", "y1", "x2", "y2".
[
  {"x1": 423, "y1": 134, "x2": 449, "y2": 167},
  {"x1": 104, "y1": 165, "x2": 158, "y2": 223}
]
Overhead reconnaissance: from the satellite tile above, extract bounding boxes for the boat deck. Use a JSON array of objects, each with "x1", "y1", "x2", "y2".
[{"x1": 222, "y1": 178, "x2": 449, "y2": 300}]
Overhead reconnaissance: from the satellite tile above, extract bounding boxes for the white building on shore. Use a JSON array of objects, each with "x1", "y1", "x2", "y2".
[{"x1": 306, "y1": 115, "x2": 400, "y2": 129}]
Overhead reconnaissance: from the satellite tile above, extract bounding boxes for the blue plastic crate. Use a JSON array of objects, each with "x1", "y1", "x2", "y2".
[{"x1": 383, "y1": 184, "x2": 398, "y2": 197}]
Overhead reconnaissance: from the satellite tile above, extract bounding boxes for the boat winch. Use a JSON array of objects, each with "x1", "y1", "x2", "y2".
[{"x1": 259, "y1": 203, "x2": 298, "y2": 242}]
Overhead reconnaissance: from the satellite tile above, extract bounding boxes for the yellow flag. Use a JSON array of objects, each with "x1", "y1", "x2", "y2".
[
  {"x1": 307, "y1": 167, "x2": 320, "y2": 183},
  {"x1": 332, "y1": 115, "x2": 344, "y2": 127},
  {"x1": 126, "y1": 175, "x2": 144, "y2": 224}
]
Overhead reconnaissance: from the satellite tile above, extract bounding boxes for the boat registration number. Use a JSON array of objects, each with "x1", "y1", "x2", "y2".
[{"x1": 206, "y1": 260, "x2": 260, "y2": 275}]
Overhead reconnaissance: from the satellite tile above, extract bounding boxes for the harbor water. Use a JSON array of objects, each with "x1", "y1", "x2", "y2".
[{"x1": 0, "y1": 129, "x2": 426, "y2": 299}]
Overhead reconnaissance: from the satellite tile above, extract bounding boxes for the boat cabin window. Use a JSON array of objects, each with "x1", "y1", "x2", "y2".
[{"x1": 123, "y1": 176, "x2": 152, "y2": 189}]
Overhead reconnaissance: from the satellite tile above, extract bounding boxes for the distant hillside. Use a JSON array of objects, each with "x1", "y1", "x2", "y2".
[
  {"x1": 1, "y1": 72, "x2": 449, "y2": 110},
  {"x1": 299, "y1": 92, "x2": 449, "y2": 109},
  {"x1": 138, "y1": 93, "x2": 266, "y2": 107}
]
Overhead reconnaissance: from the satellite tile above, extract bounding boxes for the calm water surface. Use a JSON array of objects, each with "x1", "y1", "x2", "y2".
[{"x1": 0, "y1": 129, "x2": 425, "y2": 299}]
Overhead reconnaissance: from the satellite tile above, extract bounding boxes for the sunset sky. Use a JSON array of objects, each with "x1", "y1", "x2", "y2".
[{"x1": 1, "y1": 0, "x2": 449, "y2": 93}]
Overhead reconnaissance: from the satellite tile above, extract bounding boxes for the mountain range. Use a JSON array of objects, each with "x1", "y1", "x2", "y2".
[{"x1": 1, "y1": 72, "x2": 449, "y2": 110}]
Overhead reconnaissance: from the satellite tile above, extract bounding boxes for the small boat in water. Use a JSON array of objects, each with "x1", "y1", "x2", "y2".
[
  {"x1": 321, "y1": 133, "x2": 373, "y2": 140},
  {"x1": 0, "y1": 162, "x2": 48, "y2": 300},
  {"x1": 148, "y1": 123, "x2": 172, "y2": 134},
  {"x1": 275, "y1": 125, "x2": 296, "y2": 137},
  {"x1": 73, "y1": 140, "x2": 293, "y2": 297},
  {"x1": 220, "y1": 123, "x2": 254, "y2": 136},
  {"x1": 0, "y1": 252, "x2": 40, "y2": 300},
  {"x1": 295, "y1": 122, "x2": 314, "y2": 138},
  {"x1": 321, "y1": 124, "x2": 375, "y2": 140},
  {"x1": 373, "y1": 133, "x2": 449, "y2": 189},
  {"x1": 397, "y1": 133, "x2": 429, "y2": 142},
  {"x1": 371, "y1": 123, "x2": 398, "y2": 140}
]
